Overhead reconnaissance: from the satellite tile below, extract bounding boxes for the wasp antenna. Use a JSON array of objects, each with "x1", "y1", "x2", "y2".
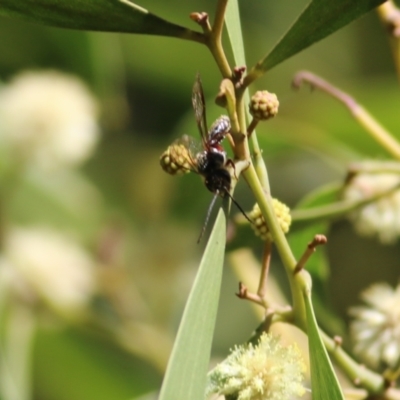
[
  {"x1": 225, "y1": 191, "x2": 252, "y2": 224},
  {"x1": 197, "y1": 192, "x2": 219, "y2": 243}
]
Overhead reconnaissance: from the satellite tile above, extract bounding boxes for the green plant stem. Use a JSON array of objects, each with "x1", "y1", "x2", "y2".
[
  {"x1": 243, "y1": 162, "x2": 309, "y2": 330},
  {"x1": 243, "y1": 161, "x2": 387, "y2": 394},
  {"x1": 291, "y1": 182, "x2": 400, "y2": 224},
  {"x1": 232, "y1": 91, "x2": 251, "y2": 161},
  {"x1": 293, "y1": 71, "x2": 400, "y2": 160},
  {"x1": 355, "y1": 106, "x2": 400, "y2": 160},
  {"x1": 251, "y1": 134, "x2": 271, "y2": 193},
  {"x1": 257, "y1": 240, "x2": 272, "y2": 300},
  {"x1": 237, "y1": 88, "x2": 270, "y2": 191},
  {"x1": 320, "y1": 331, "x2": 384, "y2": 394},
  {"x1": 205, "y1": 0, "x2": 232, "y2": 78}
]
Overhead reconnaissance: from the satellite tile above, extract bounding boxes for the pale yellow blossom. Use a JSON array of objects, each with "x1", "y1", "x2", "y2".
[
  {"x1": 2, "y1": 227, "x2": 96, "y2": 318},
  {"x1": 0, "y1": 70, "x2": 99, "y2": 169},
  {"x1": 206, "y1": 333, "x2": 306, "y2": 400},
  {"x1": 349, "y1": 282, "x2": 400, "y2": 368}
]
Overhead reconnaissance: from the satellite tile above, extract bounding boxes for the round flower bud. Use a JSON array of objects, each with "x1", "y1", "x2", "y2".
[
  {"x1": 159, "y1": 143, "x2": 192, "y2": 175},
  {"x1": 249, "y1": 90, "x2": 279, "y2": 120},
  {"x1": 249, "y1": 199, "x2": 291, "y2": 241}
]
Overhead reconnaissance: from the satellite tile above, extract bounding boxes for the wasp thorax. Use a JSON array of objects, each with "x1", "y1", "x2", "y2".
[
  {"x1": 159, "y1": 144, "x2": 192, "y2": 175},
  {"x1": 249, "y1": 199, "x2": 291, "y2": 241},
  {"x1": 249, "y1": 90, "x2": 279, "y2": 121}
]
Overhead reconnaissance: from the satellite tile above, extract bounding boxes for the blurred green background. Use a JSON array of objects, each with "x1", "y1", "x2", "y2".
[{"x1": 0, "y1": 1, "x2": 400, "y2": 399}]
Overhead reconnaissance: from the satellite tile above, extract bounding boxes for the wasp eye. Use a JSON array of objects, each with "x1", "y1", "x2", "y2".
[{"x1": 160, "y1": 144, "x2": 192, "y2": 175}]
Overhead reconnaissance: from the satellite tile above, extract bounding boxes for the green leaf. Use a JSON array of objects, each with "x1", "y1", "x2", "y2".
[
  {"x1": 225, "y1": 1, "x2": 246, "y2": 68},
  {"x1": 0, "y1": 0, "x2": 203, "y2": 40},
  {"x1": 255, "y1": 0, "x2": 386, "y2": 73},
  {"x1": 158, "y1": 209, "x2": 226, "y2": 400},
  {"x1": 304, "y1": 290, "x2": 345, "y2": 400}
]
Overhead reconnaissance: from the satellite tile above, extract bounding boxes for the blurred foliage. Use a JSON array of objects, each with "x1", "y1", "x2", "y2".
[{"x1": 0, "y1": 1, "x2": 399, "y2": 399}]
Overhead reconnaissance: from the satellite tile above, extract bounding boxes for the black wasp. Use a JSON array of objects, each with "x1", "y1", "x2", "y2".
[{"x1": 174, "y1": 74, "x2": 250, "y2": 242}]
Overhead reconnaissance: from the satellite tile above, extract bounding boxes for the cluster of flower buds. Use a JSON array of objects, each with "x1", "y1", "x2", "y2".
[
  {"x1": 249, "y1": 90, "x2": 279, "y2": 121},
  {"x1": 249, "y1": 199, "x2": 291, "y2": 241},
  {"x1": 159, "y1": 141, "x2": 192, "y2": 175}
]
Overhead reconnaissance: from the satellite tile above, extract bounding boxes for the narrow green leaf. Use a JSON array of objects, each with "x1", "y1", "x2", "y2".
[
  {"x1": 255, "y1": 0, "x2": 386, "y2": 73},
  {"x1": 159, "y1": 209, "x2": 226, "y2": 400},
  {"x1": 225, "y1": 1, "x2": 246, "y2": 68},
  {"x1": 0, "y1": 0, "x2": 203, "y2": 41},
  {"x1": 304, "y1": 290, "x2": 345, "y2": 400}
]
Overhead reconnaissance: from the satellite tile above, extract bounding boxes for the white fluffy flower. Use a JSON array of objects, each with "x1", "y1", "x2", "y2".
[
  {"x1": 206, "y1": 333, "x2": 306, "y2": 400},
  {"x1": 343, "y1": 163, "x2": 400, "y2": 244},
  {"x1": 2, "y1": 227, "x2": 96, "y2": 318},
  {"x1": 349, "y1": 282, "x2": 400, "y2": 368},
  {"x1": 0, "y1": 70, "x2": 99, "y2": 169}
]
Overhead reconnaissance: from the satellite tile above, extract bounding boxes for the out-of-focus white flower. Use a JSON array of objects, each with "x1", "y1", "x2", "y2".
[
  {"x1": 343, "y1": 162, "x2": 400, "y2": 244},
  {"x1": 206, "y1": 332, "x2": 306, "y2": 400},
  {"x1": 349, "y1": 282, "x2": 400, "y2": 368},
  {"x1": 0, "y1": 70, "x2": 99, "y2": 170},
  {"x1": 2, "y1": 227, "x2": 96, "y2": 319}
]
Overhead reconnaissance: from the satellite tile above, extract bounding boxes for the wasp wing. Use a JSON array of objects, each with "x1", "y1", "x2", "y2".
[
  {"x1": 192, "y1": 73, "x2": 209, "y2": 149},
  {"x1": 170, "y1": 135, "x2": 200, "y2": 174}
]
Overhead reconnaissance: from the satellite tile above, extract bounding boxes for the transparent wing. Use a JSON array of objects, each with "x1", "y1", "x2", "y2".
[
  {"x1": 192, "y1": 73, "x2": 209, "y2": 148},
  {"x1": 170, "y1": 135, "x2": 200, "y2": 173}
]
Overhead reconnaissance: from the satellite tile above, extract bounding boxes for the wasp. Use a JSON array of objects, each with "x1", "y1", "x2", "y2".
[
  {"x1": 168, "y1": 74, "x2": 250, "y2": 241},
  {"x1": 191, "y1": 73, "x2": 232, "y2": 197}
]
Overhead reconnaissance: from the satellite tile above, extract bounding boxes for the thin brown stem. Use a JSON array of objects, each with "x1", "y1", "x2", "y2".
[
  {"x1": 189, "y1": 12, "x2": 211, "y2": 33},
  {"x1": 294, "y1": 235, "x2": 327, "y2": 274},
  {"x1": 236, "y1": 282, "x2": 266, "y2": 307},
  {"x1": 257, "y1": 240, "x2": 272, "y2": 299}
]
